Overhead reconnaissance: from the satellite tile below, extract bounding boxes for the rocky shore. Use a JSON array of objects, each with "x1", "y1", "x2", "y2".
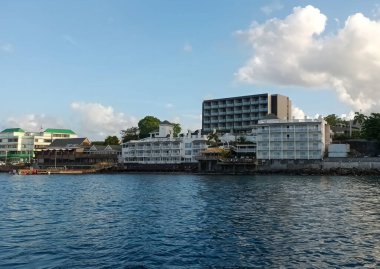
[{"x1": 2, "y1": 164, "x2": 380, "y2": 176}]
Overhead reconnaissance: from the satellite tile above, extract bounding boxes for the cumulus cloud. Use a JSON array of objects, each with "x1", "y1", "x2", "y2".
[
  {"x1": 340, "y1": 111, "x2": 355, "y2": 121},
  {"x1": 292, "y1": 106, "x2": 306, "y2": 119},
  {"x1": 71, "y1": 102, "x2": 138, "y2": 139},
  {"x1": 5, "y1": 114, "x2": 65, "y2": 131},
  {"x1": 235, "y1": 5, "x2": 380, "y2": 113}
]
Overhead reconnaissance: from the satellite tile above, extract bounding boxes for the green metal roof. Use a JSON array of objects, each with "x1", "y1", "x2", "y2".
[
  {"x1": 44, "y1": 128, "x2": 76, "y2": 134},
  {"x1": 1, "y1": 128, "x2": 25, "y2": 133}
]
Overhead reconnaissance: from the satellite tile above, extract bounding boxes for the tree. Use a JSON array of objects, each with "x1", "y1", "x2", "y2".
[
  {"x1": 353, "y1": 112, "x2": 366, "y2": 125},
  {"x1": 237, "y1": 136, "x2": 247, "y2": 144},
  {"x1": 92, "y1": 141, "x2": 105, "y2": 145},
  {"x1": 121, "y1": 127, "x2": 139, "y2": 143},
  {"x1": 173, "y1": 123, "x2": 181, "y2": 137},
  {"x1": 324, "y1": 114, "x2": 343, "y2": 126},
  {"x1": 207, "y1": 132, "x2": 219, "y2": 147},
  {"x1": 353, "y1": 112, "x2": 367, "y2": 133},
  {"x1": 138, "y1": 116, "x2": 161, "y2": 138},
  {"x1": 361, "y1": 113, "x2": 380, "y2": 141},
  {"x1": 104, "y1": 136, "x2": 120, "y2": 145}
]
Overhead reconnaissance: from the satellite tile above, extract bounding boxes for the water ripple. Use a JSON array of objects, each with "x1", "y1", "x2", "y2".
[{"x1": 1, "y1": 174, "x2": 380, "y2": 268}]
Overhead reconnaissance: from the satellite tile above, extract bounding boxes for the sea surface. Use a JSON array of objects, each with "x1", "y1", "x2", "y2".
[{"x1": 1, "y1": 173, "x2": 380, "y2": 268}]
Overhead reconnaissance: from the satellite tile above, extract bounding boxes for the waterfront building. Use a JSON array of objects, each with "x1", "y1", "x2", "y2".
[
  {"x1": 122, "y1": 121, "x2": 208, "y2": 165},
  {"x1": 254, "y1": 119, "x2": 330, "y2": 160},
  {"x1": 35, "y1": 138, "x2": 121, "y2": 169},
  {"x1": 202, "y1": 93, "x2": 292, "y2": 134},
  {"x1": 0, "y1": 128, "x2": 78, "y2": 163}
]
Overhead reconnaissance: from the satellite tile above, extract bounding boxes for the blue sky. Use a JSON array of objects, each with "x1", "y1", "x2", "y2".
[{"x1": 1, "y1": 0, "x2": 379, "y2": 139}]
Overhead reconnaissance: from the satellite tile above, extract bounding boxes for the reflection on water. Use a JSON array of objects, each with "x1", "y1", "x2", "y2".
[{"x1": 0, "y1": 174, "x2": 380, "y2": 268}]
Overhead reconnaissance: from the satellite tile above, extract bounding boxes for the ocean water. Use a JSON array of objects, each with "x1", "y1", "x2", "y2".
[{"x1": 0, "y1": 173, "x2": 380, "y2": 268}]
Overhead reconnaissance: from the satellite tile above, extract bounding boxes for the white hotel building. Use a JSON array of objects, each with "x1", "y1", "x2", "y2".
[
  {"x1": 253, "y1": 119, "x2": 330, "y2": 160},
  {"x1": 122, "y1": 122, "x2": 208, "y2": 164},
  {"x1": 0, "y1": 128, "x2": 78, "y2": 162}
]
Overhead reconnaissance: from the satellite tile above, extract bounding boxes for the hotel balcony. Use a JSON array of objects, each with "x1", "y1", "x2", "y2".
[{"x1": 294, "y1": 128, "x2": 308, "y2": 132}]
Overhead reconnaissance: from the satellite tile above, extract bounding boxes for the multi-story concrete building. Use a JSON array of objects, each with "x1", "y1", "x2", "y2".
[
  {"x1": 0, "y1": 128, "x2": 78, "y2": 163},
  {"x1": 202, "y1": 93, "x2": 291, "y2": 134},
  {"x1": 122, "y1": 122, "x2": 208, "y2": 164},
  {"x1": 254, "y1": 119, "x2": 330, "y2": 160}
]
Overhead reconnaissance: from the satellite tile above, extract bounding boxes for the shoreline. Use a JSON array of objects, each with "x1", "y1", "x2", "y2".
[{"x1": 2, "y1": 167, "x2": 379, "y2": 176}]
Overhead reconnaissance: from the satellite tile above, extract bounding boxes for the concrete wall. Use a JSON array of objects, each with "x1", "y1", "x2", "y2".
[{"x1": 257, "y1": 158, "x2": 380, "y2": 171}]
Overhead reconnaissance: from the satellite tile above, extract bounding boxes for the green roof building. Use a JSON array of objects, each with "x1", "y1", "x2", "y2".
[
  {"x1": 1, "y1": 128, "x2": 25, "y2": 133},
  {"x1": 44, "y1": 128, "x2": 76, "y2": 135},
  {"x1": 0, "y1": 127, "x2": 78, "y2": 163}
]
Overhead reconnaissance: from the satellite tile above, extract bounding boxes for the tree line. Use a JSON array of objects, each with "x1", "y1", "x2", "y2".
[
  {"x1": 324, "y1": 112, "x2": 380, "y2": 141},
  {"x1": 91, "y1": 116, "x2": 181, "y2": 145}
]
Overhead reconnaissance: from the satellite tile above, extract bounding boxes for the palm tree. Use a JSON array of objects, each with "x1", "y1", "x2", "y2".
[
  {"x1": 207, "y1": 132, "x2": 219, "y2": 147},
  {"x1": 353, "y1": 112, "x2": 367, "y2": 133}
]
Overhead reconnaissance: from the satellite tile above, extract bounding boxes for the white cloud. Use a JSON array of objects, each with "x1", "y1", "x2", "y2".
[
  {"x1": 235, "y1": 5, "x2": 380, "y2": 113},
  {"x1": 261, "y1": 1, "x2": 284, "y2": 15},
  {"x1": 5, "y1": 114, "x2": 65, "y2": 131},
  {"x1": 341, "y1": 111, "x2": 355, "y2": 121},
  {"x1": 165, "y1": 103, "x2": 174, "y2": 109},
  {"x1": 183, "y1": 43, "x2": 193, "y2": 53},
  {"x1": 70, "y1": 102, "x2": 138, "y2": 140},
  {"x1": 0, "y1": 43, "x2": 14, "y2": 53},
  {"x1": 292, "y1": 106, "x2": 306, "y2": 119}
]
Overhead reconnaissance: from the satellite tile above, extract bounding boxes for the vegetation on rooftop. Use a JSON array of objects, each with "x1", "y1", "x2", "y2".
[{"x1": 121, "y1": 116, "x2": 182, "y2": 142}]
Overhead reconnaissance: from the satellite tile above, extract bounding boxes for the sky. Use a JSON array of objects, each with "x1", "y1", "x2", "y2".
[{"x1": 1, "y1": 0, "x2": 380, "y2": 140}]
